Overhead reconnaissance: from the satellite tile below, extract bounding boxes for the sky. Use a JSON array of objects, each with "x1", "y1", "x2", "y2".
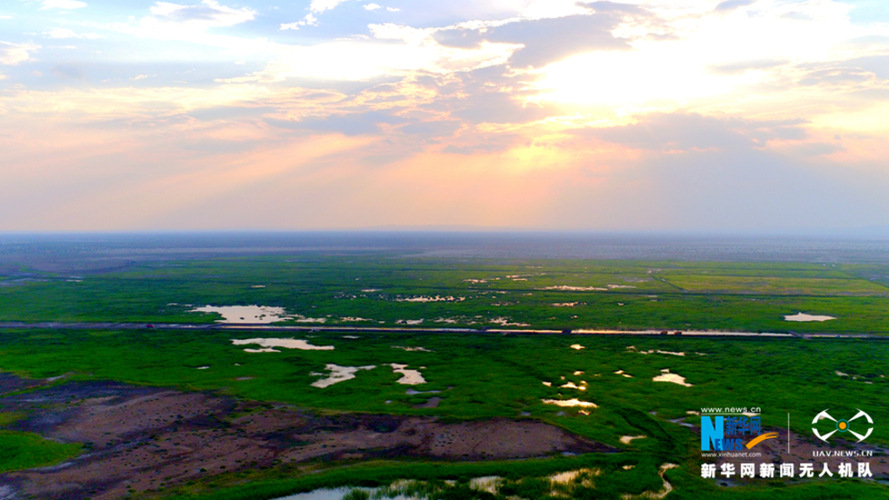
[{"x1": 1, "y1": 0, "x2": 888, "y2": 232}]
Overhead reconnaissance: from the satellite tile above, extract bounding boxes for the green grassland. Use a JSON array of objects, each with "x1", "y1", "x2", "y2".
[
  {"x1": 0, "y1": 430, "x2": 81, "y2": 473},
  {"x1": 0, "y1": 255, "x2": 888, "y2": 498},
  {"x1": 1, "y1": 256, "x2": 889, "y2": 334},
  {"x1": 1, "y1": 327, "x2": 888, "y2": 498},
  {"x1": 1, "y1": 328, "x2": 885, "y2": 443}
]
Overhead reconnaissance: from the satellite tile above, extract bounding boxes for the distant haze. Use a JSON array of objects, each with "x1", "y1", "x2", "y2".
[{"x1": 3, "y1": 233, "x2": 889, "y2": 274}]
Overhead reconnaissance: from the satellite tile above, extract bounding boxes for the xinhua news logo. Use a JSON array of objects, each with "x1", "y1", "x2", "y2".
[{"x1": 701, "y1": 413, "x2": 778, "y2": 451}]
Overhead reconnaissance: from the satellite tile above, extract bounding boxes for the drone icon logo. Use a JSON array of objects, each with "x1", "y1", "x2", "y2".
[{"x1": 812, "y1": 409, "x2": 874, "y2": 443}]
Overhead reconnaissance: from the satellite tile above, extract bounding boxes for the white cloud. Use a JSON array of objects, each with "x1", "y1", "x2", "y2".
[
  {"x1": 364, "y1": 3, "x2": 381, "y2": 11},
  {"x1": 0, "y1": 41, "x2": 38, "y2": 65},
  {"x1": 44, "y1": 28, "x2": 104, "y2": 39},
  {"x1": 41, "y1": 0, "x2": 87, "y2": 9},
  {"x1": 531, "y1": 0, "x2": 889, "y2": 122},
  {"x1": 310, "y1": 0, "x2": 349, "y2": 13},
  {"x1": 224, "y1": 34, "x2": 518, "y2": 82},
  {"x1": 0, "y1": 74, "x2": 6, "y2": 80},
  {"x1": 387, "y1": 7, "x2": 399, "y2": 11},
  {"x1": 149, "y1": 0, "x2": 255, "y2": 28},
  {"x1": 281, "y1": 13, "x2": 318, "y2": 30}
]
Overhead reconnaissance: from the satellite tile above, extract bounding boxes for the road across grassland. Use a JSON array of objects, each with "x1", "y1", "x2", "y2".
[{"x1": 0, "y1": 321, "x2": 884, "y2": 339}]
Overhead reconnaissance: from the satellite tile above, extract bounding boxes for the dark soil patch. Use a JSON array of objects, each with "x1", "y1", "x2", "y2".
[
  {"x1": 0, "y1": 373, "x2": 41, "y2": 397},
  {"x1": 0, "y1": 381, "x2": 615, "y2": 500}
]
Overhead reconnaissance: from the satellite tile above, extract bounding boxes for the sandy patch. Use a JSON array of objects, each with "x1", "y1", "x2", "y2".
[
  {"x1": 553, "y1": 302, "x2": 579, "y2": 307},
  {"x1": 615, "y1": 370, "x2": 633, "y2": 378},
  {"x1": 570, "y1": 344, "x2": 585, "y2": 350}
]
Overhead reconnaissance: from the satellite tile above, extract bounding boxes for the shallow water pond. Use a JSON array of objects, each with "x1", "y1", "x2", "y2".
[
  {"x1": 541, "y1": 398, "x2": 598, "y2": 408},
  {"x1": 231, "y1": 338, "x2": 334, "y2": 352},
  {"x1": 311, "y1": 364, "x2": 376, "y2": 388},
  {"x1": 652, "y1": 369, "x2": 692, "y2": 387},
  {"x1": 191, "y1": 305, "x2": 289, "y2": 324},
  {"x1": 784, "y1": 312, "x2": 836, "y2": 322},
  {"x1": 391, "y1": 364, "x2": 426, "y2": 385}
]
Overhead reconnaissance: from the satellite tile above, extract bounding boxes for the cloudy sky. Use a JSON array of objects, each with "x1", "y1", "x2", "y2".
[{"x1": 1, "y1": 0, "x2": 888, "y2": 232}]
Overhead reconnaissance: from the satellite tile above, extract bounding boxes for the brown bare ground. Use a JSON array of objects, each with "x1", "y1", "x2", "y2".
[{"x1": 0, "y1": 380, "x2": 613, "y2": 500}]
